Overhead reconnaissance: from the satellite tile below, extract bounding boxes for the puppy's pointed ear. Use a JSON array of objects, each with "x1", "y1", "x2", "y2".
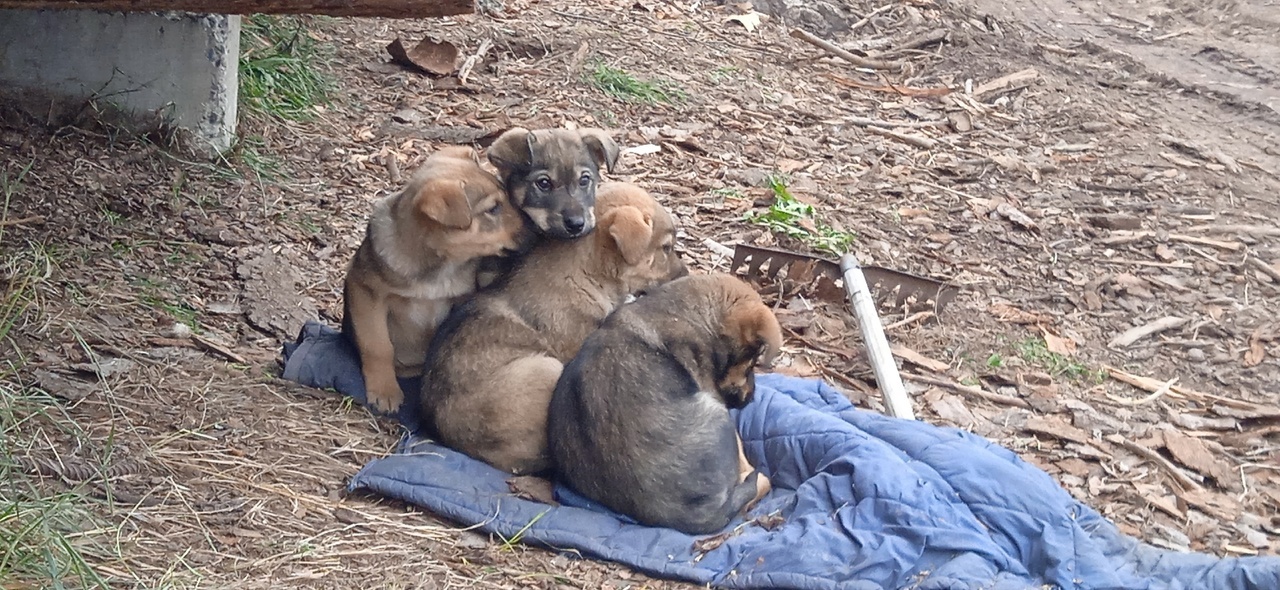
[
  {"x1": 579, "y1": 129, "x2": 621, "y2": 174},
  {"x1": 416, "y1": 178, "x2": 473, "y2": 229},
  {"x1": 724, "y1": 301, "x2": 783, "y2": 369},
  {"x1": 486, "y1": 127, "x2": 533, "y2": 172},
  {"x1": 603, "y1": 205, "x2": 654, "y2": 265}
]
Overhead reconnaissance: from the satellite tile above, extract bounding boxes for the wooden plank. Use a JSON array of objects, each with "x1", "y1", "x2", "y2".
[{"x1": 0, "y1": 0, "x2": 475, "y2": 18}]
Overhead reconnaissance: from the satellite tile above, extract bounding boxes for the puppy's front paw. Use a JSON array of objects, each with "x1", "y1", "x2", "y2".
[
  {"x1": 743, "y1": 471, "x2": 772, "y2": 513},
  {"x1": 365, "y1": 377, "x2": 405, "y2": 413}
]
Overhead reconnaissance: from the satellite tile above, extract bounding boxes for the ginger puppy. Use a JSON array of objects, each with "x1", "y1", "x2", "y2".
[
  {"x1": 342, "y1": 146, "x2": 529, "y2": 413},
  {"x1": 547, "y1": 273, "x2": 782, "y2": 535},
  {"x1": 419, "y1": 182, "x2": 688, "y2": 475}
]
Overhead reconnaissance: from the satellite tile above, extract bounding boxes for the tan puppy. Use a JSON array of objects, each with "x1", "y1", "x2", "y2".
[
  {"x1": 547, "y1": 273, "x2": 782, "y2": 534},
  {"x1": 419, "y1": 182, "x2": 688, "y2": 474},
  {"x1": 342, "y1": 146, "x2": 529, "y2": 413}
]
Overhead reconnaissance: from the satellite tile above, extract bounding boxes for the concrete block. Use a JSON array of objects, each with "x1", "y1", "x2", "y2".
[{"x1": 0, "y1": 9, "x2": 239, "y2": 155}]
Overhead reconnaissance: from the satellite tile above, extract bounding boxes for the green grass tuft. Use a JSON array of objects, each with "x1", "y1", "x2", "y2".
[
  {"x1": 587, "y1": 62, "x2": 687, "y2": 105},
  {"x1": 1013, "y1": 337, "x2": 1099, "y2": 381},
  {"x1": 238, "y1": 14, "x2": 333, "y2": 121},
  {"x1": 745, "y1": 174, "x2": 855, "y2": 256},
  {"x1": 497, "y1": 509, "x2": 550, "y2": 552},
  {"x1": 0, "y1": 224, "x2": 115, "y2": 588}
]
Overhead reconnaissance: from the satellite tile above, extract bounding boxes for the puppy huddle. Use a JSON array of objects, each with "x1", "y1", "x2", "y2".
[{"x1": 342, "y1": 128, "x2": 781, "y2": 535}]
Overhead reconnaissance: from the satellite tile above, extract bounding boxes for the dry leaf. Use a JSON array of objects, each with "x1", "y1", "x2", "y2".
[
  {"x1": 776, "y1": 158, "x2": 808, "y2": 174},
  {"x1": 1041, "y1": 329, "x2": 1077, "y2": 356},
  {"x1": 506, "y1": 475, "x2": 559, "y2": 505},
  {"x1": 1244, "y1": 328, "x2": 1266, "y2": 367},
  {"x1": 989, "y1": 302, "x2": 1050, "y2": 324},
  {"x1": 727, "y1": 11, "x2": 765, "y2": 32},
  {"x1": 387, "y1": 37, "x2": 459, "y2": 76},
  {"x1": 1160, "y1": 430, "x2": 1236, "y2": 489},
  {"x1": 928, "y1": 393, "x2": 977, "y2": 426},
  {"x1": 692, "y1": 531, "x2": 733, "y2": 553},
  {"x1": 1173, "y1": 486, "x2": 1241, "y2": 521}
]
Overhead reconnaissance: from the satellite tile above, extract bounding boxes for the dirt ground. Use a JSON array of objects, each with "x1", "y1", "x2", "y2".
[{"x1": 2, "y1": 0, "x2": 1278, "y2": 587}]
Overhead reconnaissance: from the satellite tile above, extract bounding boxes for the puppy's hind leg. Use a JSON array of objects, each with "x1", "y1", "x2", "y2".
[
  {"x1": 482, "y1": 355, "x2": 564, "y2": 475},
  {"x1": 736, "y1": 433, "x2": 772, "y2": 507}
]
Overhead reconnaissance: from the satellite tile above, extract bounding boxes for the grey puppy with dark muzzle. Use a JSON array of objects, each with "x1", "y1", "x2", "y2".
[
  {"x1": 486, "y1": 127, "x2": 621, "y2": 240},
  {"x1": 548, "y1": 273, "x2": 782, "y2": 535}
]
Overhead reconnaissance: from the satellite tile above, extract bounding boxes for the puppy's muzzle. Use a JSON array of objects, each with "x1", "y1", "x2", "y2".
[
  {"x1": 557, "y1": 206, "x2": 595, "y2": 238},
  {"x1": 563, "y1": 213, "x2": 587, "y2": 236}
]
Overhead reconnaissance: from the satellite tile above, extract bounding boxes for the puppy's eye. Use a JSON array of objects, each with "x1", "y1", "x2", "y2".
[
  {"x1": 486, "y1": 202, "x2": 503, "y2": 216},
  {"x1": 536, "y1": 178, "x2": 553, "y2": 191},
  {"x1": 578, "y1": 174, "x2": 592, "y2": 187},
  {"x1": 663, "y1": 243, "x2": 673, "y2": 254}
]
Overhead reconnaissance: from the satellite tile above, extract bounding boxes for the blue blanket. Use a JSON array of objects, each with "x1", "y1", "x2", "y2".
[{"x1": 281, "y1": 321, "x2": 1280, "y2": 590}]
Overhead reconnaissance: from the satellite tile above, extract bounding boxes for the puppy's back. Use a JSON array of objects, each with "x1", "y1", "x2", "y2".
[{"x1": 548, "y1": 288, "x2": 753, "y2": 534}]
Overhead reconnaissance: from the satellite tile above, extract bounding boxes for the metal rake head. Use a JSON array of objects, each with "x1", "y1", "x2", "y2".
[{"x1": 729, "y1": 244, "x2": 958, "y2": 314}]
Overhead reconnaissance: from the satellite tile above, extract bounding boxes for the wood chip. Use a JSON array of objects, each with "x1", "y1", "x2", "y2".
[
  {"x1": 34, "y1": 370, "x2": 96, "y2": 401},
  {"x1": 1172, "y1": 413, "x2": 1239, "y2": 431},
  {"x1": 1134, "y1": 483, "x2": 1186, "y2": 519},
  {"x1": 995, "y1": 202, "x2": 1039, "y2": 231},
  {"x1": 1022, "y1": 416, "x2": 1095, "y2": 446}
]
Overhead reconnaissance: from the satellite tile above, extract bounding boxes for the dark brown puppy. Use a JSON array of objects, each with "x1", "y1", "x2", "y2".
[
  {"x1": 547, "y1": 273, "x2": 782, "y2": 535},
  {"x1": 342, "y1": 146, "x2": 529, "y2": 413},
  {"x1": 420, "y1": 182, "x2": 687, "y2": 475},
  {"x1": 486, "y1": 127, "x2": 620, "y2": 240}
]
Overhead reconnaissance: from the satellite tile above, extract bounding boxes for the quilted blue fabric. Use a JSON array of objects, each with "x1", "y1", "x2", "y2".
[{"x1": 282, "y1": 321, "x2": 1280, "y2": 590}]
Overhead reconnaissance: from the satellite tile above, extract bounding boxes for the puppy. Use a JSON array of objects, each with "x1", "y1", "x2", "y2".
[
  {"x1": 487, "y1": 127, "x2": 620, "y2": 240},
  {"x1": 419, "y1": 182, "x2": 688, "y2": 475},
  {"x1": 342, "y1": 146, "x2": 529, "y2": 413},
  {"x1": 547, "y1": 273, "x2": 782, "y2": 535}
]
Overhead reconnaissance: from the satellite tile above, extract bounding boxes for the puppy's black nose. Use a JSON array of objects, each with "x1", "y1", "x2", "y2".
[{"x1": 563, "y1": 215, "x2": 586, "y2": 235}]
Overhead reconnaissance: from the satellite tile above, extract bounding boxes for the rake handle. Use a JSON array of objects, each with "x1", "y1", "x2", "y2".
[{"x1": 840, "y1": 253, "x2": 916, "y2": 420}]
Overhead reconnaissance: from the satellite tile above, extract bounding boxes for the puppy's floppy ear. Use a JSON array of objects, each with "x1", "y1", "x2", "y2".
[
  {"x1": 724, "y1": 301, "x2": 783, "y2": 369},
  {"x1": 433, "y1": 145, "x2": 482, "y2": 165},
  {"x1": 578, "y1": 129, "x2": 621, "y2": 174},
  {"x1": 415, "y1": 178, "x2": 473, "y2": 229},
  {"x1": 603, "y1": 205, "x2": 654, "y2": 265},
  {"x1": 486, "y1": 127, "x2": 533, "y2": 171}
]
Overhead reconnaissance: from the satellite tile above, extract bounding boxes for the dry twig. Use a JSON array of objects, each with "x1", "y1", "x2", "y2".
[
  {"x1": 902, "y1": 373, "x2": 1031, "y2": 409},
  {"x1": 789, "y1": 28, "x2": 902, "y2": 71}
]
